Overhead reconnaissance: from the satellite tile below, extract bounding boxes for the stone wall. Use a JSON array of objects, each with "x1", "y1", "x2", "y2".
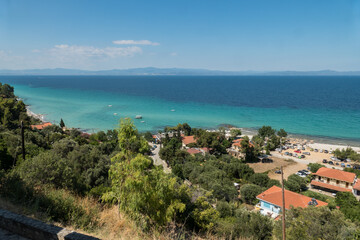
[{"x1": 0, "y1": 209, "x2": 100, "y2": 240}]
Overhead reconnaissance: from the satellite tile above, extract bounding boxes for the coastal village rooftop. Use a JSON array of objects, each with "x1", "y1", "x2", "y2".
[
  {"x1": 30, "y1": 122, "x2": 53, "y2": 130},
  {"x1": 257, "y1": 185, "x2": 328, "y2": 210},
  {"x1": 312, "y1": 167, "x2": 356, "y2": 183},
  {"x1": 182, "y1": 136, "x2": 196, "y2": 145}
]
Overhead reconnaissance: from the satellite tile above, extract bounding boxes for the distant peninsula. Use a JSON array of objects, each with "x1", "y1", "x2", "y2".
[{"x1": 1, "y1": 67, "x2": 360, "y2": 76}]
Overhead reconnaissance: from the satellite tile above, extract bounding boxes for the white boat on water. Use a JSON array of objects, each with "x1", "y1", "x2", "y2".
[
  {"x1": 108, "y1": 105, "x2": 112, "y2": 107},
  {"x1": 113, "y1": 113, "x2": 118, "y2": 115},
  {"x1": 170, "y1": 109, "x2": 175, "y2": 112},
  {"x1": 135, "y1": 115, "x2": 142, "y2": 119}
]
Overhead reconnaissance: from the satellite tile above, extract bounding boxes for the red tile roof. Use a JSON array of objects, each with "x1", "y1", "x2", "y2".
[
  {"x1": 232, "y1": 138, "x2": 254, "y2": 147},
  {"x1": 353, "y1": 180, "x2": 360, "y2": 191},
  {"x1": 182, "y1": 136, "x2": 196, "y2": 145},
  {"x1": 200, "y1": 147, "x2": 210, "y2": 153},
  {"x1": 310, "y1": 180, "x2": 352, "y2": 192},
  {"x1": 313, "y1": 167, "x2": 356, "y2": 183},
  {"x1": 257, "y1": 186, "x2": 328, "y2": 210},
  {"x1": 30, "y1": 122, "x2": 52, "y2": 130},
  {"x1": 186, "y1": 148, "x2": 202, "y2": 155}
]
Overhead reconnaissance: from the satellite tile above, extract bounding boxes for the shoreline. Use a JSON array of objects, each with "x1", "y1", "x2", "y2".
[{"x1": 25, "y1": 106, "x2": 360, "y2": 151}]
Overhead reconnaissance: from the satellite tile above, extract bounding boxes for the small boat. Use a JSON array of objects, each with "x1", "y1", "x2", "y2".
[
  {"x1": 135, "y1": 115, "x2": 142, "y2": 119},
  {"x1": 141, "y1": 121, "x2": 145, "y2": 123},
  {"x1": 170, "y1": 109, "x2": 175, "y2": 112},
  {"x1": 108, "y1": 105, "x2": 112, "y2": 107},
  {"x1": 113, "y1": 113, "x2": 118, "y2": 115}
]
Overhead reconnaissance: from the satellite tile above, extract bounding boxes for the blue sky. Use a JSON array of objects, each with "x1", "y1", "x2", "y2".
[{"x1": 1, "y1": 0, "x2": 360, "y2": 71}]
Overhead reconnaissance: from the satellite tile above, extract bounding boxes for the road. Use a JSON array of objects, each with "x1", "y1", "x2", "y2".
[
  {"x1": 150, "y1": 144, "x2": 171, "y2": 173},
  {"x1": 0, "y1": 228, "x2": 30, "y2": 240}
]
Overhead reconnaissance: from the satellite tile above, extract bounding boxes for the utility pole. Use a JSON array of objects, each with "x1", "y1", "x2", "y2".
[
  {"x1": 21, "y1": 121, "x2": 25, "y2": 161},
  {"x1": 281, "y1": 166, "x2": 286, "y2": 240}
]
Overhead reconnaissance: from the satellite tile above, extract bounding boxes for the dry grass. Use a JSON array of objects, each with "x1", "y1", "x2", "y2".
[{"x1": 0, "y1": 196, "x2": 253, "y2": 240}]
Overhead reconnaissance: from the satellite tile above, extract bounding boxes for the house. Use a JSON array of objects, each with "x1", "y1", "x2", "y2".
[
  {"x1": 186, "y1": 148, "x2": 202, "y2": 155},
  {"x1": 256, "y1": 185, "x2": 328, "y2": 219},
  {"x1": 182, "y1": 136, "x2": 197, "y2": 148},
  {"x1": 152, "y1": 135, "x2": 161, "y2": 144},
  {"x1": 353, "y1": 180, "x2": 360, "y2": 200},
  {"x1": 228, "y1": 138, "x2": 254, "y2": 158},
  {"x1": 186, "y1": 147, "x2": 211, "y2": 155},
  {"x1": 310, "y1": 167, "x2": 357, "y2": 194},
  {"x1": 30, "y1": 122, "x2": 52, "y2": 130}
]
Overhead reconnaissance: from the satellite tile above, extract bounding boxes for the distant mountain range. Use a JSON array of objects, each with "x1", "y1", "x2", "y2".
[{"x1": 0, "y1": 67, "x2": 360, "y2": 76}]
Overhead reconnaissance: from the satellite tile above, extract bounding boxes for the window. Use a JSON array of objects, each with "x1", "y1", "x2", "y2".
[
  {"x1": 346, "y1": 182, "x2": 349, "y2": 188},
  {"x1": 263, "y1": 202, "x2": 271, "y2": 209},
  {"x1": 327, "y1": 178, "x2": 330, "y2": 183},
  {"x1": 336, "y1": 180, "x2": 339, "y2": 185}
]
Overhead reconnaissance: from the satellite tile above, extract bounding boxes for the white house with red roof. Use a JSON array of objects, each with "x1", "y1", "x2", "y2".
[{"x1": 256, "y1": 185, "x2": 328, "y2": 219}]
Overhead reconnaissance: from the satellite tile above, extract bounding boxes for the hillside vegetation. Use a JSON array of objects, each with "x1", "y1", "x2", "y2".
[{"x1": 1, "y1": 82, "x2": 360, "y2": 240}]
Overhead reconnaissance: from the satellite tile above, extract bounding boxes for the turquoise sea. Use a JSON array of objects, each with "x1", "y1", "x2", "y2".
[{"x1": 1, "y1": 75, "x2": 360, "y2": 145}]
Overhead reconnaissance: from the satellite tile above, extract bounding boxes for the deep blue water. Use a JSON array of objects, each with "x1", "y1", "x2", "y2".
[{"x1": 1, "y1": 75, "x2": 360, "y2": 143}]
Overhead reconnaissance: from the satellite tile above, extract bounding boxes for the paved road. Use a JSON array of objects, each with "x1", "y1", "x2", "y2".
[
  {"x1": 0, "y1": 228, "x2": 30, "y2": 240},
  {"x1": 150, "y1": 144, "x2": 171, "y2": 173}
]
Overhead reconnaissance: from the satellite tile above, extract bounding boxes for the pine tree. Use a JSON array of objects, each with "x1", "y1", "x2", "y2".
[{"x1": 60, "y1": 118, "x2": 65, "y2": 128}]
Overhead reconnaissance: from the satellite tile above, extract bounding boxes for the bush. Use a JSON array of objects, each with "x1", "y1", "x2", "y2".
[
  {"x1": 249, "y1": 173, "x2": 270, "y2": 187},
  {"x1": 240, "y1": 184, "x2": 263, "y2": 204},
  {"x1": 308, "y1": 163, "x2": 325, "y2": 173}
]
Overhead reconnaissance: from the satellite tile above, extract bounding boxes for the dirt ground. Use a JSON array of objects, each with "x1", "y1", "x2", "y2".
[{"x1": 248, "y1": 156, "x2": 308, "y2": 181}]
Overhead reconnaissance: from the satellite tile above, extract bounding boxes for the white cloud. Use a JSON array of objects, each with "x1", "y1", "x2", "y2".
[
  {"x1": 49, "y1": 44, "x2": 142, "y2": 60},
  {"x1": 112, "y1": 40, "x2": 160, "y2": 46}
]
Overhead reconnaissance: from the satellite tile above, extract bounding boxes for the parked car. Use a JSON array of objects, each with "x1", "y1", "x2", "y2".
[
  {"x1": 324, "y1": 150, "x2": 328, "y2": 154},
  {"x1": 314, "y1": 149, "x2": 319, "y2": 152},
  {"x1": 346, "y1": 164, "x2": 351, "y2": 168},
  {"x1": 336, "y1": 162, "x2": 339, "y2": 165},
  {"x1": 303, "y1": 152, "x2": 310, "y2": 155},
  {"x1": 328, "y1": 161, "x2": 334, "y2": 165},
  {"x1": 289, "y1": 153, "x2": 293, "y2": 156},
  {"x1": 341, "y1": 163, "x2": 345, "y2": 167},
  {"x1": 320, "y1": 149, "x2": 323, "y2": 153},
  {"x1": 296, "y1": 172, "x2": 307, "y2": 178},
  {"x1": 298, "y1": 170, "x2": 310, "y2": 176},
  {"x1": 275, "y1": 170, "x2": 282, "y2": 174},
  {"x1": 293, "y1": 153, "x2": 298, "y2": 158},
  {"x1": 330, "y1": 156, "x2": 336, "y2": 161},
  {"x1": 284, "y1": 152, "x2": 290, "y2": 155},
  {"x1": 301, "y1": 155, "x2": 305, "y2": 158},
  {"x1": 302, "y1": 147, "x2": 305, "y2": 150},
  {"x1": 322, "y1": 159, "x2": 328, "y2": 163},
  {"x1": 294, "y1": 150, "x2": 301, "y2": 153}
]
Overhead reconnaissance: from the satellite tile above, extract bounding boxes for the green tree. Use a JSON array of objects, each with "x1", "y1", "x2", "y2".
[
  {"x1": 308, "y1": 163, "x2": 325, "y2": 173},
  {"x1": 230, "y1": 128, "x2": 242, "y2": 138},
  {"x1": 284, "y1": 174, "x2": 308, "y2": 192},
  {"x1": 240, "y1": 184, "x2": 263, "y2": 204},
  {"x1": 277, "y1": 128, "x2": 288, "y2": 138},
  {"x1": 192, "y1": 196, "x2": 220, "y2": 231},
  {"x1": 273, "y1": 206, "x2": 359, "y2": 240},
  {"x1": 59, "y1": 118, "x2": 65, "y2": 128},
  {"x1": 258, "y1": 126, "x2": 276, "y2": 140},
  {"x1": 117, "y1": 118, "x2": 149, "y2": 157},
  {"x1": 335, "y1": 192, "x2": 360, "y2": 222},
  {"x1": 240, "y1": 136, "x2": 258, "y2": 162},
  {"x1": 105, "y1": 154, "x2": 187, "y2": 229},
  {"x1": 249, "y1": 173, "x2": 270, "y2": 188}
]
